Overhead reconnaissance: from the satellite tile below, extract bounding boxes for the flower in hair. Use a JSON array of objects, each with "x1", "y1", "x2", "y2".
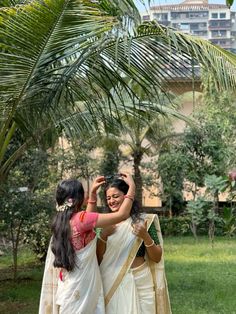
[{"x1": 56, "y1": 198, "x2": 74, "y2": 212}]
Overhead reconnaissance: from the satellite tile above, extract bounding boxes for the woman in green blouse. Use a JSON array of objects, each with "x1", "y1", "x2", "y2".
[{"x1": 97, "y1": 177, "x2": 171, "y2": 314}]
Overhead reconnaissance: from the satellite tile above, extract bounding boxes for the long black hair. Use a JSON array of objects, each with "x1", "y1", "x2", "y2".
[
  {"x1": 51, "y1": 179, "x2": 84, "y2": 271},
  {"x1": 104, "y1": 178, "x2": 141, "y2": 222}
]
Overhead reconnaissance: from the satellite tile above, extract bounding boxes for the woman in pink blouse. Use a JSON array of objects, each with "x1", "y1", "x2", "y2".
[{"x1": 39, "y1": 173, "x2": 135, "y2": 314}]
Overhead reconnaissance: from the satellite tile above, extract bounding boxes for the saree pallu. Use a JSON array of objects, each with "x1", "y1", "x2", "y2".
[
  {"x1": 99, "y1": 214, "x2": 171, "y2": 314},
  {"x1": 39, "y1": 237, "x2": 105, "y2": 314}
]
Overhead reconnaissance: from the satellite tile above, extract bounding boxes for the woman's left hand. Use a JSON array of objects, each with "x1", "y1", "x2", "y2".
[{"x1": 132, "y1": 220, "x2": 149, "y2": 240}]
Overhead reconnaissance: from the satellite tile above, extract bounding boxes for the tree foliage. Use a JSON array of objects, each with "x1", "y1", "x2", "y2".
[
  {"x1": 0, "y1": 145, "x2": 54, "y2": 278},
  {"x1": 1, "y1": 0, "x2": 236, "y2": 183}
]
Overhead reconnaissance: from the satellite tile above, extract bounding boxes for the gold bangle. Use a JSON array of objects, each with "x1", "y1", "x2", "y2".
[
  {"x1": 98, "y1": 235, "x2": 107, "y2": 244},
  {"x1": 144, "y1": 239, "x2": 154, "y2": 248}
]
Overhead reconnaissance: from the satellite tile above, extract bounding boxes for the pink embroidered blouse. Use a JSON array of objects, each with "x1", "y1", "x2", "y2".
[{"x1": 70, "y1": 211, "x2": 98, "y2": 251}]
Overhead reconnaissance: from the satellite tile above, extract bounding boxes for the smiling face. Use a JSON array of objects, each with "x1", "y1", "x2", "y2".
[{"x1": 106, "y1": 187, "x2": 125, "y2": 212}]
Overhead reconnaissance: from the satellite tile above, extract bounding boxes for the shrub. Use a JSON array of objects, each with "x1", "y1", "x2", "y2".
[
  {"x1": 159, "y1": 216, "x2": 191, "y2": 236},
  {"x1": 22, "y1": 211, "x2": 51, "y2": 262}
]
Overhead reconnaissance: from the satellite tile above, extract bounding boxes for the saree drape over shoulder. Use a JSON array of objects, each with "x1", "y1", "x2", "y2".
[
  {"x1": 39, "y1": 237, "x2": 105, "y2": 314},
  {"x1": 99, "y1": 214, "x2": 171, "y2": 314}
]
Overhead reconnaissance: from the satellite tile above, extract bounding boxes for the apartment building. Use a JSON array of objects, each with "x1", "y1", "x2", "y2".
[{"x1": 142, "y1": 0, "x2": 236, "y2": 52}]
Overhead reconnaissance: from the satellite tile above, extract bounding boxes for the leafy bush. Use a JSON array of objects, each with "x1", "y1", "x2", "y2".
[
  {"x1": 222, "y1": 207, "x2": 236, "y2": 237},
  {"x1": 159, "y1": 216, "x2": 191, "y2": 236},
  {"x1": 159, "y1": 215, "x2": 226, "y2": 237},
  {"x1": 22, "y1": 211, "x2": 51, "y2": 262}
]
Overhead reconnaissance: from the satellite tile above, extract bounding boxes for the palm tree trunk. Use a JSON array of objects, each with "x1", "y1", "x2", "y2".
[{"x1": 133, "y1": 151, "x2": 143, "y2": 206}]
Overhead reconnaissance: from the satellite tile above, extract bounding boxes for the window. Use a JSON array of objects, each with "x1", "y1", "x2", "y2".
[
  {"x1": 212, "y1": 13, "x2": 218, "y2": 19},
  {"x1": 180, "y1": 23, "x2": 190, "y2": 30},
  {"x1": 171, "y1": 12, "x2": 187, "y2": 19},
  {"x1": 142, "y1": 15, "x2": 150, "y2": 21},
  {"x1": 161, "y1": 13, "x2": 168, "y2": 21},
  {"x1": 153, "y1": 13, "x2": 168, "y2": 21},
  {"x1": 190, "y1": 23, "x2": 199, "y2": 30},
  {"x1": 220, "y1": 13, "x2": 226, "y2": 19},
  {"x1": 189, "y1": 11, "x2": 208, "y2": 18},
  {"x1": 153, "y1": 13, "x2": 162, "y2": 20},
  {"x1": 211, "y1": 30, "x2": 227, "y2": 37}
]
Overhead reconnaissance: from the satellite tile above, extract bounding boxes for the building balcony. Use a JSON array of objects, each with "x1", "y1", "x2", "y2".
[
  {"x1": 208, "y1": 25, "x2": 231, "y2": 30},
  {"x1": 190, "y1": 26, "x2": 208, "y2": 31},
  {"x1": 171, "y1": 16, "x2": 208, "y2": 21},
  {"x1": 157, "y1": 20, "x2": 171, "y2": 26},
  {"x1": 210, "y1": 35, "x2": 230, "y2": 39},
  {"x1": 208, "y1": 20, "x2": 231, "y2": 29},
  {"x1": 191, "y1": 31, "x2": 208, "y2": 37},
  {"x1": 209, "y1": 39, "x2": 231, "y2": 48}
]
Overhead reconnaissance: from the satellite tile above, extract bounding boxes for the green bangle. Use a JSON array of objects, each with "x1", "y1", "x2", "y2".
[{"x1": 98, "y1": 235, "x2": 107, "y2": 244}]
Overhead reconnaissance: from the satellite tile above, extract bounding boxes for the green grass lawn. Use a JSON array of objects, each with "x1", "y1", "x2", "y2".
[
  {"x1": 0, "y1": 236, "x2": 235, "y2": 314},
  {"x1": 0, "y1": 248, "x2": 43, "y2": 314},
  {"x1": 164, "y1": 237, "x2": 236, "y2": 314}
]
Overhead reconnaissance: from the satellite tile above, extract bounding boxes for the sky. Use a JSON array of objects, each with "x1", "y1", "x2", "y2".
[{"x1": 134, "y1": 0, "x2": 236, "y2": 13}]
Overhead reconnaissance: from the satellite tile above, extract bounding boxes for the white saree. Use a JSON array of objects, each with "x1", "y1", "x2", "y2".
[
  {"x1": 99, "y1": 214, "x2": 171, "y2": 314},
  {"x1": 39, "y1": 237, "x2": 105, "y2": 314}
]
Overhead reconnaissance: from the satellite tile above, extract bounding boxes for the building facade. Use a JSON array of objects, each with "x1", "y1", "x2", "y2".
[{"x1": 142, "y1": 0, "x2": 236, "y2": 52}]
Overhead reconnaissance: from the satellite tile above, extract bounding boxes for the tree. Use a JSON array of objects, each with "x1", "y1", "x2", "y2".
[
  {"x1": 200, "y1": 71, "x2": 236, "y2": 167},
  {"x1": 186, "y1": 197, "x2": 210, "y2": 240},
  {"x1": 180, "y1": 121, "x2": 229, "y2": 200},
  {"x1": 0, "y1": 146, "x2": 53, "y2": 280},
  {"x1": 1, "y1": 0, "x2": 236, "y2": 184},
  {"x1": 157, "y1": 147, "x2": 187, "y2": 216},
  {"x1": 110, "y1": 108, "x2": 179, "y2": 205}
]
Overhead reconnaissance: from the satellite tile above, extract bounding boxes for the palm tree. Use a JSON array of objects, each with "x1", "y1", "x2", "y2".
[
  {"x1": 1, "y1": 0, "x2": 236, "y2": 183},
  {"x1": 118, "y1": 109, "x2": 181, "y2": 206},
  {"x1": 93, "y1": 81, "x2": 185, "y2": 205}
]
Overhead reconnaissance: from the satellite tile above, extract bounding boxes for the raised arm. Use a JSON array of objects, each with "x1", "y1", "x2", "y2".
[{"x1": 86, "y1": 176, "x2": 105, "y2": 212}]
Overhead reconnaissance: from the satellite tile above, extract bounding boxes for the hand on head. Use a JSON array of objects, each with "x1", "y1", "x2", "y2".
[
  {"x1": 91, "y1": 176, "x2": 106, "y2": 194},
  {"x1": 118, "y1": 172, "x2": 135, "y2": 188}
]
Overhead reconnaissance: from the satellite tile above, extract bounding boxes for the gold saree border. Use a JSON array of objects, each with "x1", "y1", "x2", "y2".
[
  {"x1": 148, "y1": 216, "x2": 172, "y2": 314},
  {"x1": 105, "y1": 214, "x2": 155, "y2": 306}
]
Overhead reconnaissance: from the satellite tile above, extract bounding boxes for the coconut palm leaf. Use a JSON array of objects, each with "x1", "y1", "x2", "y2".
[
  {"x1": 0, "y1": 0, "x2": 130, "y2": 171},
  {"x1": 1, "y1": 0, "x2": 236, "y2": 182},
  {"x1": 0, "y1": 0, "x2": 26, "y2": 7}
]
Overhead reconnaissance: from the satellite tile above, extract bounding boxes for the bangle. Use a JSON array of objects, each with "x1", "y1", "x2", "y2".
[
  {"x1": 98, "y1": 235, "x2": 107, "y2": 244},
  {"x1": 124, "y1": 195, "x2": 134, "y2": 201},
  {"x1": 144, "y1": 239, "x2": 155, "y2": 248},
  {"x1": 88, "y1": 200, "x2": 96, "y2": 204},
  {"x1": 88, "y1": 193, "x2": 97, "y2": 202}
]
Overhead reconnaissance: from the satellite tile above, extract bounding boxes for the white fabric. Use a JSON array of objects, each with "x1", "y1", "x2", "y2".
[
  {"x1": 99, "y1": 214, "x2": 172, "y2": 314},
  {"x1": 99, "y1": 217, "x2": 136, "y2": 297},
  {"x1": 39, "y1": 237, "x2": 105, "y2": 314},
  {"x1": 39, "y1": 238, "x2": 60, "y2": 314},
  {"x1": 106, "y1": 262, "x2": 156, "y2": 314}
]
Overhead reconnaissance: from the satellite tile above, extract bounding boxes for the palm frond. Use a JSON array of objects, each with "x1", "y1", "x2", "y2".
[
  {"x1": 1, "y1": 0, "x2": 236, "y2": 181},
  {"x1": 138, "y1": 21, "x2": 236, "y2": 91}
]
